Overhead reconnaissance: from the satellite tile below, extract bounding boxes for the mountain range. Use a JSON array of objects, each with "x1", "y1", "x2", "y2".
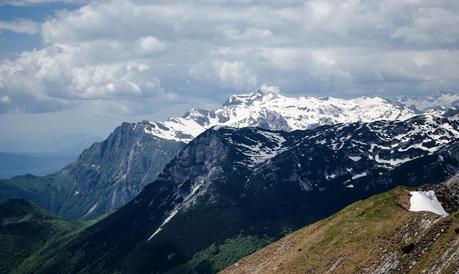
[
  {"x1": 143, "y1": 89, "x2": 416, "y2": 142},
  {"x1": 7, "y1": 113, "x2": 458, "y2": 273},
  {"x1": 0, "y1": 90, "x2": 458, "y2": 273},
  {"x1": 0, "y1": 90, "x2": 456, "y2": 221}
]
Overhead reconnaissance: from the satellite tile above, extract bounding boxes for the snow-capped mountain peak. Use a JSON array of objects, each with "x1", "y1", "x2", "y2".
[
  {"x1": 142, "y1": 90, "x2": 417, "y2": 142},
  {"x1": 223, "y1": 88, "x2": 281, "y2": 106}
]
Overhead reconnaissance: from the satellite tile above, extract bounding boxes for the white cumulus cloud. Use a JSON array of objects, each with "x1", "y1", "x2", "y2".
[
  {"x1": 216, "y1": 60, "x2": 257, "y2": 88},
  {"x1": 1, "y1": 0, "x2": 459, "y2": 114},
  {"x1": 136, "y1": 36, "x2": 167, "y2": 54}
]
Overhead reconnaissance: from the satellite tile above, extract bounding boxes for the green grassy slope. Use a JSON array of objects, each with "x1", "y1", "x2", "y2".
[
  {"x1": 222, "y1": 187, "x2": 459, "y2": 274},
  {"x1": 0, "y1": 199, "x2": 93, "y2": 274}
]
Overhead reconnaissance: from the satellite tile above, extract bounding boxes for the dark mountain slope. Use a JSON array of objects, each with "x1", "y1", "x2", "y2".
[
  {"x1": 0, "y1": 122, "x2": 185, "y2": 220},
  {"x1": 28, "y1": 114, "x2": 459, "y2": 273}
]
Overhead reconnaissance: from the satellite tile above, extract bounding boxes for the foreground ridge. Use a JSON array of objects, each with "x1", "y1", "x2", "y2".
[{"x1": 222, "y1": 176, "x2": 459, "y2": 274}]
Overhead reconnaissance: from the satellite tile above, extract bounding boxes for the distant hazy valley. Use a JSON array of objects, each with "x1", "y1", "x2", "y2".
[{"x1": 0, "y1": 135, "x2": 102, "y2": 179}]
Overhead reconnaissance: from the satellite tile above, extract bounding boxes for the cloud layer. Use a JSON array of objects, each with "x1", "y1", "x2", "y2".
[
  {"x1": 1, "y1": 0, "x2": 459, "y2": 114},
  {"x1": 0, "y1": 19, "x2": 40, "y2": 34},
  {"x1": 0, "y1": 0, "x2": 85, "y2": 6}
]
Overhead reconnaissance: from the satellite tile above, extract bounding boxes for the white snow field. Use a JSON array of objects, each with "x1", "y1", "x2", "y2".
[{"x1": 409, "y1": 190, "x2": 448, "y2": 217}]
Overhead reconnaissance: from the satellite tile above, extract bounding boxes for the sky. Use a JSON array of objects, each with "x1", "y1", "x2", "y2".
[{"x1": 0, "y1": 0, "x2": 458, "y2": 151}]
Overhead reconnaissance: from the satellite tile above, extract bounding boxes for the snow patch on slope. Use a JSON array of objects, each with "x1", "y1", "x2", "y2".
[
  {"x1": 409, "y1": 191, "x2": 448, "y2": 217},
  {"x1": 221, "y1": 128, "x2": 288, "y2": 167},
  {"x1": 81, "y1": 203, "x2": 98, "y2": 219},
  {"x1": 147, "y1": 181, "x2": 205, "y2": 241},
  {"x1": 147, "y1": 167, "x2": 221, "y2": 241},
  {"x1": 349, "y1": 156, "x2": 361, "y2": 162},
  {"x1": 147, "y1": 207, "x2": 179, "y2": 241},
  {"x1": 351, "y1": 171, "x2": 367, "y2": 180},
  {"x1": 374, "y1": 155, "x2": 420, "y2": 166}
]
